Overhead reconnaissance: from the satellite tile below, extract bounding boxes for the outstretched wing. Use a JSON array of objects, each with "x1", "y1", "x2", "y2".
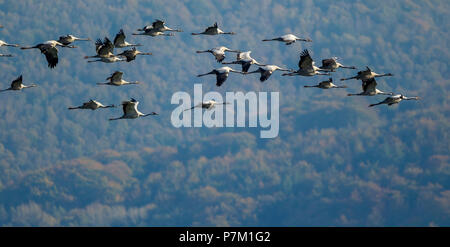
[
  {"x1": 321, "y1": 58, "x2": 335, "y2": 68},
  {"x1": 43, "y1": 47, "x2": 58, "y2": 69},
  {"x1": 216, "y1": 73, "x2": 228, "y2": 87},
  {"x1": 58, "y1": 35, "x2": 70, "y2": 45},
  {"x1": 362, "y1": 78, "x2": 377, "y2": 92},
  {"x1": 125, "y1": 53, "x2": 136, "y2": 62},
  {"x1": 214, "y1": 53, "x2": 225, "y2": 62},
  {"x1": 152, "y1": 19, "x2": 165, "y2": 30},
  {"x1": 97, "y1": 37, "x2": 114, "y2": 56},
  {"x1": 205, "y1": 22, "x2": 218, "y2": 32},
  {"x1": 109, "y1": 71, "x2": 123, "y2": 82},
  {"x1": 242, "y1": 62, "x2": 252, "y2": 73},
  {"x1": 358, "y1": 66, "x2": 371, "y2": 76},
  {"x1": 114, "y1": 29, "x2": 126, "y2": 46},
  {"x1": 104, "y1": 37, "x2": 114, "y2": 54},
  {"x1": 319, "y1": 79, "x2": 332, "y2": 88},
  {"x1": 82, "y1": 101, "x2": 93, "y2": 108},
  {"x1": 121, "y1": 102, "x2": 129, "y2": 115},
  {"x1": 121, "y1": 100, "x2": 138, "y2": 116},
  {"x1": 11, "y1": 75, "x2": 23, "y2": 88},
  {"x1": 260, "y1": 70, "x2": 273, "y2": 82},
  {"x1": 299, "y1": 49, "x2": 314, "y2": 70},
  {"x1": 95, "y1": 38, "x2": 103, "y2": 53}
]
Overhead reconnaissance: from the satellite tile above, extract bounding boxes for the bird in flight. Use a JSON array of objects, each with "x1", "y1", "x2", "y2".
[
  {"x1": 184, "y1": 100, "x2": 230, "y2": 111},
  {"x1": 109, "y1": 98, "x2": 158, "y2": 121},
  {"x1": 197, "y1": 66, "x2": 246, "y2": 87},
  {"x1": 263, "y1": 34, "x2": 312, "y2": 45},
  {"x1": 303, "y1": 78, "x2": 347, "y2": 89},
  {"x1": 192, "y1": 22, "x2": 235, "y2": 35},
  {"x1": 68, "y1": 99, "x2": 115, "y2": 110},
  {"x1": 0, "y1": 75, "x2": 37, "y2": 92},
  {"x1": 369, "y1": 94, "x2": 420, "y2": 107}
]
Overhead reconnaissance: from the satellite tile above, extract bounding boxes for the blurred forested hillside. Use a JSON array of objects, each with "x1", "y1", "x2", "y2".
[{"x1": 0, "y1": 0, "x2": 448, "y2": 226}]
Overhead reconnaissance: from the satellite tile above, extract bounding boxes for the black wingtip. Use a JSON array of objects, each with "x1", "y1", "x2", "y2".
[{"x1": 300, "y1": 49, "x2": 309, "y2": 57}]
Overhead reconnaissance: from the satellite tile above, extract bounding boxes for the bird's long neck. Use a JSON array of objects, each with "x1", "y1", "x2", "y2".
[
  {"x1": 23, "y1": 84, "x2": 37, "y2": 88},
  {"x1": 254, "y1": 61, "x2": 265, "y2": 66},
  {"x1": 68, "y1": 106, "x2": 81, "y2": 110},
  {"x1": 278, "y1": 68, "x2": 291, "y2": 72},
  {"x1": 138, "y1": 52, "x2": 152, "y2": 56},
  {"x1": 96, "y1": 82, "x2": 111, "y2": 85},
  {"x1": 109, "y1": 116, "x2": 124, "y2": 121},
  {"x1": 404, "y1": 96, "x2": 419, "y2": 100},
  {"x1": 304, "y1": 85, "x2": 319, "y2": 88},
  {"x1": 230, "y1": 69, "x2": 245, "y2": 74},
  {"x1": 281, "y1": 71, "x2": 298, "y2": 76},
  {"x1": 101, "y1": 105, "x2": 115, "y2": 108},
  {"x1": 222, "y1": 61, "x2": 238, "y2": 65},
  {"x1": 374, "y1": 73, "x2": 391, "y2": 78},
  {"x1": 84, "y1": 55, "x2": 99, "y2": 59},
  {"x1": 340, "y1": 65, "x2": 356, "y2": 69},
  {"x1": 20, "y1": 45, "x2": 39, "y2": 50},
  {"x1": 262, "y1": 38, "x2": 278, "y2": 42},
  {"x1": 369, "y1": 102, "x2": 382, "y2": 107},
  {"x1": 166, "y1": 28, "x2": 182, "y2": 32},
  {"x1": 317, "y1": 72, "x2": 332, "y2": 76},
  {"x1": 142, "y1": 113, "x2": 157, "y2": 117},
  {"x1": 347, "y1": 92, "x2": 365, "y2": 96},
  {"x1": 340, "y1": 76, "x2": 357, "y2": 81},
  {"x1": 376, "y1": 89, "x2": 393, "y2": 95},
  {"x1": 61, "y1": 44, "x2": 76, "y2": 48},
  {"x1": 196, "y1": 50, "x2": 211, "y2": 54},
  {"x1": 246, "y1": 69, "x2": 261, "y2": 74},
  {"x1": 198, "y1": 71, "x2": 215, "y2": 77},
  {"x1": 120, "y1": 80, "x2": 139, "y2": 85}
]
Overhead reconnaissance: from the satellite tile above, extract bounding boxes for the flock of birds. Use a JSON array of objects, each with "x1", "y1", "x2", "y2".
[{"x1": 0, "y1": 20, "x2": 419, "y2": 122}]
